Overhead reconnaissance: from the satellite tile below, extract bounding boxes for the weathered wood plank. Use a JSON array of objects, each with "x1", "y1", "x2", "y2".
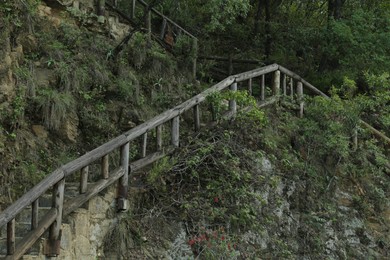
[
  {"x1": 135, "y1": 0, "x2": 196, "y2": 39},
  {"x1": 282, "y1": 74, "x2": 287, "y2": 95},
  {"x1": 193, "y1": 105, "x2": 200, "y2": 131},
  {"x1": 102, "y1": 155, "x2": 109, "y2": 179},
  {"x1": 31, "y1": 199, "x2": 39, "y2": 230},
  {"x1": 171, "y1": 116, "x2": 180, "y2": 147},
  {"x1": 0, "y1": 168, "x2": 65, "y2": 227},
  {"x1": 145, "y1": 6, "x2": 151, "y2": 41},
  {"x1": 46, "y1": 178, "x2": 65, "y2": 257},
  {"x1": 360, "y1": 120, "x2": 390, "y2": 145},
  {"x1": 234, "y1": 63, "x2": 278, "y2": 82},
  {"x1": 278, "y1": 65, "x2": 328, "y2": 98},
  {"x1": 131, "y1": 0, "x2": 136, "y2": 19},
  {"x1": 156, "y1": 125, "x2": 163, "y2": 151},
  {"x1": 290, "y1": 77, "x2": 294, "y2": 99},
  {"x1": 229, "y1": 82, "x2": 237, "y2": 114},
  {"x1": 142, "y1": 132, "x2": 148, "y2": 158},
  {"x1": 272, "y1": 70, "x2": 281, "y2": 97},
  {"x1": 5, "y1": 209, "x2": 57, "y2": 260},
  {"x1": 63, "y1": 168, "x2": 124, "y2": 216},
  {"x1": 297, "y1": 81, "x2": 304, "y2": 118},
  {"x1": 160, "y1": 18, "x2": 167, "y2": 40},
  {"x1": 62, "y1": 135, "x2": 127, "y2": 175},
  {"x1": 198, "y1": 56, "x2": 263, "y2": 65},
  {"x1": 248, "y1": 78, "x2": 253, "y2": 95},
  {"x1": 117, "y1": 142, "x2": 130, "y2": 211},
  {"x1": 261, "y1": 74, "x2": 265, "y2": 101},
  {"x1": 130, "y1": 148, "x2": 174, "y2": 173},
  {"x1": 80, "y1": 166, "x2": 89, "y2": 194},
  {"x1": 7, "y1": 219, "x2": 15, "y2": 255}
]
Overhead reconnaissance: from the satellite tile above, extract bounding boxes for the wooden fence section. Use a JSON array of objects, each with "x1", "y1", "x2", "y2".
[
  {"x1": 122, "y1": 0, "x2": 198, "y2": 78},
  {"x1": 1, "y1": 64, "x2": 389, "y2": 259}
]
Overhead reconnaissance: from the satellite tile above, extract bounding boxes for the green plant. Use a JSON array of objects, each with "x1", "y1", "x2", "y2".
[{"x1": 35, "y1": 88, "x2": 75, "y2": 130}]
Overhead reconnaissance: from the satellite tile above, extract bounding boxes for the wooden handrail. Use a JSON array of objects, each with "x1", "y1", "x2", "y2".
[
  {"x1": 1, "y1": 63, "x2": 389, "y2": 259},
  {"x1": 135, "y1": 0, "x2": 196, "y2": 39}
]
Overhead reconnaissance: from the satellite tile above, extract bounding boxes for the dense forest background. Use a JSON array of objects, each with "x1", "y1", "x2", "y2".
[{"x1": 148, "y1": 0, "x2": 390, "y2": 88}]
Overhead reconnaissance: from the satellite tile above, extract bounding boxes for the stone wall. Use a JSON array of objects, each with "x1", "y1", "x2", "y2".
[{"x1": 23, "y1": 185, "x2": 119, "y2": 260}]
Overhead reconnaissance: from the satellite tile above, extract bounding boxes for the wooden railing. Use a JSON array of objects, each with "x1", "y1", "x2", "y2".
[
  {"x1": 107, "y1": 0, "x2": 198, "y2": 78},
  {"x1": 1, "y1": 64, "x2": 389, "y2": 259}
]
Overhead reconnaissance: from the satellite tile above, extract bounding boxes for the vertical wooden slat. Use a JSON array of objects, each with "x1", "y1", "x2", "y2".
[
  {"x1": 272, "y1": 70, "x2": 281, "y2": 98},
  {"x1": 80, "y1": 166, "x2": 89, "y2": 194},
  {"x1": 31, "y1": 199, "x2": 39, "y2": 230},
  {"x1": 145, "y1": 6, "x2": 151, "y2": 42},
  {"x1": 171, "y1": 116, "x2": 180, "y2": 147},
  {"x1": 282, "y1": 74, "x2": 287, "y2": 96},
  {"x1": 46, "y1": 178, "x2": 65, "y2": 256},
  {"x1": 194, "y1": 104, "x2": 200, "y2": 131},
  {"x1": 248, "y1": 78, "x2": 253, "y2": 95},
  {"x1": 297, "y1": 81, "x2": 304, "y2": 118},
  {"x1": 7, "y1": 219, "x2": 15, "y2": 255},
  {"x1": 156, "y1": 125, "x2": 163, "y2": 151},
  {"x1": 142, "y1": 132, "x2": 148, "y2": 158},
  {"x1": 192, "y1": 38, "x2": 198, "y2": 80},
  {"x1": 261, "y1": 74, "x2": 265, "y2": 101},
  {"x1": 160, "y1": 18, "x2": 167, "y2": 40},
  {"x1": 131, "y1": 0, "x2": 136, "y2": 19},
  {"x1": 229, "y1": 82, "x2": 237, "y2": 114},
  {"x1": 290, "y1": 77, "x2": 294, "y2": 99},
  {"x1": 118, "y1": 142, "x2": 130, "y2": 211},
  {"x1": 101, "y1": 154, "x2": 109, "y2": 179}
]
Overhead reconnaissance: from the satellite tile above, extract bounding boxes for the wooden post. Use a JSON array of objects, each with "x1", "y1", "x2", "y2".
[
  {"x1": 228, "y1": 54, "x2": 233, "y2": 75},
  {"x1": 229, "y1": 82, "x2": 237, "y2": 114},
  {"x1": 273, "y1": 70, "x2": 281, "y2": 98},
  {"x1": 297, "y1": 81, "x2": 304, "y2": 118},
  {"x1": 352, "y1": 128, "x2": 358, "y2": 151},
  {"x1": 248, "y1": 78, "x2": 253, "y2": 95},
  {"x1": 156, "y1": 125, "x2": 163, "y2": 151},
  {"x1": 290, "y1": 77, "x2": 294, "y2": 99},
  {"x1": 97, "y1": 0, "x2": 105, "y2": 16},
  {"x1": 160, "y1": 18, "x2": 167, "y2": 40},
  {"x1": 117, "y1": 142, "x2": 129, "y2": 211},
  {"x1": 145, "y1": 6, "x2": 151, "y2": 42},
  {"x1": 46, "y1": 178, "x2": 65, "y2": 257},
  {"x1": 7, "y1": 219, "x2": 15, "y2": 255},
  {"x1": 101, "y1": 155, "x2": 109, "y2": 179},
  {"x1": 131, "y1": 0, "x2": 136, "y2": 19},
  {"x1": 142, "y1": 132, "x2": 148, "y2": 158},
  {"x1": 261, "y1": 74, "x2": 265, "y2": 101},
  {"x1": 192, "y1": 38, "x2": 198, "y2": 80},
  {"x1": 211, "y1": 104, "x2": 217, "y2": 122},
  {"x1": 31, "y1": 199, "x2": 39, "y2": 230},
  {"x1": 80, "y1": 166, "x2": 89, "y2": 194},
  {"x1": 282, "y1": 74, "x2": 287, "y2": 96},
  {"x1": 171, "y1": 116, "x2": 180, "y2": 147},
  {"x1": 194, "y1": 104, "x2": 200, "y2": 131}
]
